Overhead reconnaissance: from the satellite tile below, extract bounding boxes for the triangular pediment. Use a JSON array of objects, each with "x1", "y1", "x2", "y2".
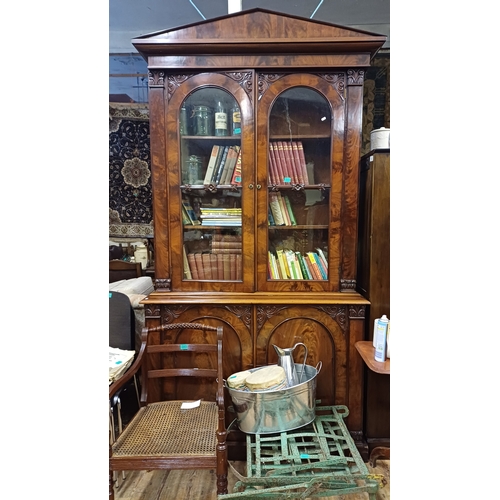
[{"x1": 132, "y1": 8, "x2": 386, "y2": 58}]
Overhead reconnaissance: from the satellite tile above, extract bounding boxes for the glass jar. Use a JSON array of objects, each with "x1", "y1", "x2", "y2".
[
  {"x1": 214, "y1": 101, "x2": 228, "y2": 136},
  {"x1": 231, "y1": 106, "x2": 241, "y2": 135},
  {"x1": 179, "y1": 105, "x2": 189, "y2": 136},
  {"x1": 193, "y1": 105, "x2": 213, "y2": 136},
  {"x1": 183, "y1": 155, "x2": 203, "y2": 184}
]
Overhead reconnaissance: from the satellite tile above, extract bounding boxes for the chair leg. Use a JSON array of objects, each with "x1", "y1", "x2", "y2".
[{"x1": 109, "y1": 433, "x2": 115, "y2": 500}]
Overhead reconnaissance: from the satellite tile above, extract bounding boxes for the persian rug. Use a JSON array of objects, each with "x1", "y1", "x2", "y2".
[
  {"x1": 109, "y1": 104, "x2": 153, "y2": 238},
  {"x1": 361, "y1": 52, "x2": 390, "y2": 155}
]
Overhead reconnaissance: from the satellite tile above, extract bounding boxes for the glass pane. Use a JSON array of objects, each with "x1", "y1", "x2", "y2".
[
  {"x1": 267, "y1": 87, "x2": 331, "y2": 281},
  {"x1": 179, "y1": 87, "x2": 243, "y2": 282}
]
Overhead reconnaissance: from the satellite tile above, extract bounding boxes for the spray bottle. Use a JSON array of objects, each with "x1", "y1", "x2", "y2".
[{"x1": 374, "y1": 315, "x2": 389, "y2": 362}]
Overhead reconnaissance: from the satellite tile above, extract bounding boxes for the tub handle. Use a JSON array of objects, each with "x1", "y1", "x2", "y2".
[{"x1": 315, "y1": 361, "x2": 323, "y2": 373}]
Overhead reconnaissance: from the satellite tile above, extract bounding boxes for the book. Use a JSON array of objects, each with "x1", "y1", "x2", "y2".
[
  {"x1": 296, "y1": 252, "x2": 312, "y2": 279},
  {"x1": 277, "y1": 192, "x2": 291, "y2": 226},
  {"x1": 291, "y1": 141, "x2": 306, "y2": 184},
  {"x1": 217, "y1": 253, "x2": 224, "y2": 280},
  {"x1": 313, "y1": 252, "x2": 328, "y2": 279},
  {"x1": 188, "y1": 253, "x2": 199, "y2": 279},
  {"x1": 202, "y1": 253, "x2": 212, "y2": 279},
  {"x1": 220, "y1": 145, "x2": 239, "y2": 185},
  {"x1": 276, "y1": 249, "x2": 290, "y2": 278},
  {"x1": 268, "y1": 206, "x2": 276, "y2": 226},
  {"x1": 268, "y1": 251, "x2": 278, "y2": 279},
  {"x1": 182, "y1": 199, "x2": 200, "y2": 225},
  {"x1": 210, "y1": 253, "x2": 218, "y2": 280},
  {"x1": 276, "y1": 141, "x2": 291, "y2": 183},
  {"x1": 296, "y1": 141, "x2": 310, "y2": 185},
  {"x1": 223, "y1": 253, "x2": 231, "y2": 280},
  {"x1": 316, "y1": 247, "x2": 328, "y2": 271},
  {"x1": 268, "y1": 144, "x2": 278, "y2": 185},
  {"x1": 230, "y1": 254, "x2": 237, "y2": 280},
  {"x1": 194, "y1": 253, "x2": 205, "y2": 279},
  {"x1": 306, "y1": 252, "x2": 325, "y2": 280},
  {"x1": 230, "y1": 149, "x2": 242, "y2": 185},
  {"x1": 203, "y1": 145, "x2": 220, "y2": 184},
  {"x1": 183, "y1": 245, "x2": 192, "y2": 279},
  {"x1": 213, "y1": 234, "x2": 242, "y2": 242},
  {"x1": 271, "y1": 142, "x2": 285, "y2": 184},
  {"x1": 181, "y1": 203, "x2": 193, "y2": 225},
  {"x1": 213, "y1": 146, "x2": 229, "y2": 185},
  {"x1": 269, "y1": 192, "x2": 285, "y2": 226},
  {"x1": 283, "y1": 195, "x2": 297, "y2": 226},
  {"x1": 236, "y1": 253, "x2": 242, "y2": 280},
  {"x1": 281, "y1": 141, "x2": 299, "y2": 184}
]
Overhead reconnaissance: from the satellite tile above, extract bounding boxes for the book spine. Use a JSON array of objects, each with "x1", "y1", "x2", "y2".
[
  {"x1": 271, "y1": 142, "x2": 285, "y2": 184},
  {"x1": 213, "y1": 234, "x2": 242, "y2": 242},
  {"x1": 220, "y1": 146, "x2": 236, "y2": 185},
  {"x1": 291, "y1": 141, "x2": 305, "y2": 184},
  {"x1": 236, "y1": 253, "x2": 242, "y2": 280},
  {"x1": 277, "y1": 192, "x2": 291, "y2": 226},
  {"x1": 281, "y1": 141, "x2": 298, "y2": 184},
  {"x1": 194, "y1": 253, "x2": 205, "y2": 279},
  {"x1": 230, "y1": 149, "x2": 242, "y2": 185},
  {"x1": 276, "y1": 141, "x2": 291, "y2": 183},
  {"x1": 283, "y1": 195, "x2": 297, "y2": 226},
  {"x1": 268, "y1": 144, "x2": 277, "y2": 184},
  {"x1": 187, "y1": 253, "x2": 199, "y2": 279},
  {"x1": 296, "y1": 252, "x2": 311, "y2": 280},
  {"x1": 314, "y1": 252, "x2": 328, "y2": 279},
  {"x1": 230, "y1": 254, "x2": 237, "y2": 280},
  {"x1": 214, "y1": 146, "x2": 229, "y2": 184},
  {"x1": 296, "y1": 140, "x2": 310, "y2": 185},
  {"x1": 210, "y1": 253, "x2": 218, "y2": 280},
  {"x1": 269, "y1": 192, "x2": 285, "y2": 226},
  {"x1": 203, "y1": 145, "x2": 220, "y2": 184},
  {"x1": 202, "y1": 253, "x2": 213, "y2": 279},
  {"x1": 217, "y1": 253, "x2": 224, "y2": 280},
  {"x1": 183, "y1": 245, "x2": 192, "y2": 279},
  {"x1": 212, "y1": 241, "x2": 243, "y2": 249},
  {"x1": 316, "y1": 247, "x2": 328, "y2": 272},
  {"x1": 223, "y1": 254, "x2": 231, "y2": 280}
]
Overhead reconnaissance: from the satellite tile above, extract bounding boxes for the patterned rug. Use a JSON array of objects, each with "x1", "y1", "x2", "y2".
[{"x1": 109, "y1": 104, "x2": 153, "y2": 238}]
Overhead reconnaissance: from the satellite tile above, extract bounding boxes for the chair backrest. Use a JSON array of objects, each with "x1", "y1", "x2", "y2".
[
  {"x1": 109, "y1": 259, "x2": 142, "y2": 283},
  {"x1": 109, "y1": 291, "x2": 135, "y2": 351},
  {"x1": 140, "y1": 322, "x2": 223, "y2": 406}
]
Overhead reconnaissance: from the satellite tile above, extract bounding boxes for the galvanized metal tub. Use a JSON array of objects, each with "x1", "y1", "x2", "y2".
[{"x1": 226, "y1": 362, "x2": 322, "y2": 434}]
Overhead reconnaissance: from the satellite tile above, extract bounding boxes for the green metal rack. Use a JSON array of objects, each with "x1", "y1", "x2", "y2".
[{"x1": 219, "y1": 405, "x2": 383, "y2": 499}]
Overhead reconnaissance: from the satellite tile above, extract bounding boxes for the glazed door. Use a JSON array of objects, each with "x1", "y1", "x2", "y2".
[
  {"x1": 256, "y1": 73, "x2": 346, "y2": 292},
  {"x1": 166, "y1": 72, "x2": 255, "y2": 292}
]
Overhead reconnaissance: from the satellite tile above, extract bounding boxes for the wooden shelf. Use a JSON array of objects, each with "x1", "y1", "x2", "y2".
[{"x1": 355, "y1": 341, "x2": 390, "y2": 375}]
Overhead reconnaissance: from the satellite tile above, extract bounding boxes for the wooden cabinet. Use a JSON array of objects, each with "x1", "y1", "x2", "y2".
[
  {"x1": 132, "y1": 8, "x2": 386, "y2": 456},
  {"x1": 357, "y1": 150, "x2": 390, "y2": 451}
]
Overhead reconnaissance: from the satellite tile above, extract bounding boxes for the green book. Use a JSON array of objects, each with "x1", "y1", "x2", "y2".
[{"x1": 283, "y1": 195, "x2": 297, "y2": 226}]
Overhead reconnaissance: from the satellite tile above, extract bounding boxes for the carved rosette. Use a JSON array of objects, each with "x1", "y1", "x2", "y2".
[
  {"x1": 256, "y1": 305, "x2": 289, "y2": 331},
  {"x1": 317, "y1": 73, "x2": 345, "y2": 100},
  {"x1": 149, "y1": 70, "x2": 165, "y2": 88},
  {"x1": 224, "y1": 305, "x2": 252, "y2": 329},
  {"x1": 348, "y1": 305, "x2": 366, "y2": 319},
  {"x1": 258, "y1": 74, "x2": 283, "y2": 99},
  {"x1": 225, "y1": 72, "x2": 253, "y2": 102},
  {"x1": 315, "y1": 305, "x2": 347, "y2": 334},
  {"x1": 167, "y1": 75, "x2": 191, "y2": 101},
  {"x1": 161, "y1": 305, "x2": 191, "y2": 324},
  {"x1": 347, "y1": 69, "x2": 365, "y2": 86}
]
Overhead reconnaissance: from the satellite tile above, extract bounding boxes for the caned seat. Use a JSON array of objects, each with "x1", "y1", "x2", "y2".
[{"x1": 109, "y1": 322, "x2": 228, "y2": 498}]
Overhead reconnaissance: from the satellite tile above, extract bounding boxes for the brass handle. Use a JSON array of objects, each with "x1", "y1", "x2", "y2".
[
  {"x1": 248, "y1": 183, "x2": 254, "y2": 190},
  {"x1": 256, "y1": 184, "x2": 262, "y2": 190}
]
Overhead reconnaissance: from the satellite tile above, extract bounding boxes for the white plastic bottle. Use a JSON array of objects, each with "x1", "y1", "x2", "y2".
[{"x1": 374, "y1": 315, "x2": 389, "y2": 362}]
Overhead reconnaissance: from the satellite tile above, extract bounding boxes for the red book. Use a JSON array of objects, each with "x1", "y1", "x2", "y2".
[
  {"x1": 230, "y1": 149, "x2": 242, "y2": 185},
  {"x1": 268, "y1": 145, "x2": 276, "y2": 184},
  {"x1": 296, "y1": 140, "x2": 310, "y2": 185},
  {"x1": 282, "y1": 141, "x2": 299, "y2": 184},
  {"x1": 271, "y1": 142, "x2": 285, "y2": 184},
  {"x1": 291, "y1": 141, "x2": 305, "y2": 184},
  {"x1": 276, "y1": 141, "x2": 290, "y2": 183}
]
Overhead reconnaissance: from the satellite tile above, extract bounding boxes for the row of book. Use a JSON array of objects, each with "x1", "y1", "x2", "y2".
[
  {"x1": 269, "y1": 140, "x2": 311, "y2": 186},
  {"x1": 268, "y1": 248, "x2": 328, "y2": 280},
  {"x1": 269, "y1": 191, "x2": 296, "y2": 226},
  {"x1": 203, "y1": 145, "x2": 242, "y2": 186},
  {"x1": 200, "y1": 207, "x2": 242, "y2": 226},
  {"x1": 183, "y1": 247, "x2": 242, "y2": 280}
]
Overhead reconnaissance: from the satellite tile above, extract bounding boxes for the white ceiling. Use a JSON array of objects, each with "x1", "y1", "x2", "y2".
[{"x1": 109, "y1": 0, "x2": 390, "y2": 53}]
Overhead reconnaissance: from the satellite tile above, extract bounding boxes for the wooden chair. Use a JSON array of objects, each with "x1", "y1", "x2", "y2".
[
  {"x1": 109, "y1": 322, "x2": 228, "y2": 498},
  {"x1": 109, "y1": 259, "x2": 142, "y2": 283}
]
